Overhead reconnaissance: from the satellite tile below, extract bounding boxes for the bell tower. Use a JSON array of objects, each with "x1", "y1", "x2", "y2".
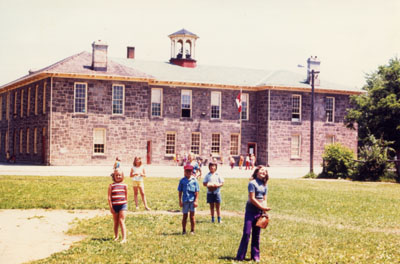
[{"x1": 169, "y1": 29, "x2": 199, "y2": 68}]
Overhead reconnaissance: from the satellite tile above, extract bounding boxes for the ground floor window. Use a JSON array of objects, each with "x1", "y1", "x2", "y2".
[
  {"x1": 211, "y1": 133, "x2": 221, "y2": 156},
  {"x1": 191, "y1": 133, "x2": 201, "y2": 155},
  {"x1": 230, "y1": 134, "x2": 240, "y2": 156},
  {"x1": 19, "y1": 129, "x2": 23, "y2": 154},
  {"x1": 34, "y1": 128, "x2": 37, "y2": 154},
  {"x1": 93, "y1": 128, "x2": 106, "y2": 154},
  {"x1": 326, "y1": 135, "x2": 335, "y2": 145},
  {"x1": 165, "y1": 132, "x2": 176, "y2": 155},
  {"x1": 291, "y1": 134, "x2": 301, "y2": 158},
  {"x1": 26, "y1": 128, "x2": 30, "y2": 154}
]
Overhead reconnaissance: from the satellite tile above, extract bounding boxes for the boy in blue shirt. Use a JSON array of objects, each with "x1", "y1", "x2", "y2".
[{"x1": 178, "y1": 164, "x2": 200, "y2": 234}]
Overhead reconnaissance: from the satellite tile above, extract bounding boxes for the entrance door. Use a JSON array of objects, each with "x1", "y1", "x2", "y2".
[
  {"x1": 146, "y1": 140, "x2": 152, "y2": 164},
  {"x1": 247, "y1": 142, "x2": 257, "y2": 156}
]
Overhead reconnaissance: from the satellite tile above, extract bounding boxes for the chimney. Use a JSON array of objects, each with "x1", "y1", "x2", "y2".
[
  {"x1": 127, "y1": 46, "x2": 135, "y2": 59},
  {"x1": 92, "y1": 40, "x2": 108, "y2": 71},
  {"x1": 307, "y1": 56, "x2": 320, "y2": 86}
]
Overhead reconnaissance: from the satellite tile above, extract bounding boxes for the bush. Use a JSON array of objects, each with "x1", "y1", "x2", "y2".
[
  {"x1": 318, "y1": 143, "x2": 355, "y2": 179},
  {"x1": 351, "y1": 135, "x2": 394, "y2": 181}
]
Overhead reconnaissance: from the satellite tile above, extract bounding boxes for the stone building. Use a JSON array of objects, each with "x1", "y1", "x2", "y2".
[{"x1": 0, "y1": 29, "x2": 359, "y2": 166}]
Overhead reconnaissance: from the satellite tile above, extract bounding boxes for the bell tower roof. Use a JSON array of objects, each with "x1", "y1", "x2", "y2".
[
  {"x1": 168, "y1": 28, "x2": 199, "y2": 39},
  {"x1": 169, "y1": 28, "x2": 199, "y2": 68}
]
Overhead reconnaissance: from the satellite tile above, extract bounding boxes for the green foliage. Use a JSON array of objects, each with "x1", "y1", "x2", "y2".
[
  {"x1": 345, "y1": 57, "x2": 400, "y2": 180},
  {"x1": 352, "y1": 135, "x2": 394, "y2": 181},
  {"x1": 318, "y1": 143, "x2": 355, "y2": 179},
  {"x1": 303, "y1": 172, "x2": 317, "y2": 179}
]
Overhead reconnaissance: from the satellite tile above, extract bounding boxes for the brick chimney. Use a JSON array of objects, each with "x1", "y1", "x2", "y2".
[
  {"x1": 307, "y1": 56, "x2": 320, "y2": 86},
  {"x1": 127, "y1": 46, "x2": 135, "y2": 59},
  {"x1": 92, "y1": 40, "x2": 108, "y2": 71}
]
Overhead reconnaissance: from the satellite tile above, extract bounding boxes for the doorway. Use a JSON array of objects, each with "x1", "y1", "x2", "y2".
[{"x1": 247, "y1": 142, "x2": 257, "y2": 156}]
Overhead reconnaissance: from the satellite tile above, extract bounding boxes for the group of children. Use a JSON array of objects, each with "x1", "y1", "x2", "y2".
[{"x1": 108, "y1": 156, "x2": 224, "y2": 241}]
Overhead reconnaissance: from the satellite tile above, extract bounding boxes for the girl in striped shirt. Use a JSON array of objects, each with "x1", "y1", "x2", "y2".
[{"x1": 108, "y1": 168, "x2": 128, "y2": 243}]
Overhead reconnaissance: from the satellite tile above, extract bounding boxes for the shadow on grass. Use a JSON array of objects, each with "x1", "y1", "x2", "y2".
[
  {"x1": 91, "y1": 237, "x2": 114, "y2": 242},
  {"x1": 161, "y1": 232, "x2": 184, "y2": 236},
  {"x1": 219, "y1": 256, "x2": 253, "y2": 262}
]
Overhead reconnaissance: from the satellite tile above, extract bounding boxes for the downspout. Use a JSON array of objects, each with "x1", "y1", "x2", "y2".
[
  {"x1": 49, "y1": 77, "x2": 53, "y2": 165},
  {"x1": 267, "y1": 89, "x2": 271, "y2": 166}
]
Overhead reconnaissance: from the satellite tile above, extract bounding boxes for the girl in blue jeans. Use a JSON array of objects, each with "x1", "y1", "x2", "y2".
[{"x1": 236, "y1": 165, "x2": 271, "y2": 262}]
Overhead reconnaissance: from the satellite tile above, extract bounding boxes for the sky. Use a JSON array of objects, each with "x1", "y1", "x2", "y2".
[{"x1": 0, "y1": 0, "x2": 399, "y2": 89}]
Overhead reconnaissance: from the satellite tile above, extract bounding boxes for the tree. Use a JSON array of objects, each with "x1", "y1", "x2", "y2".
[{"x1": 345, "y1": 57, "x2": 400, "y2": 182}]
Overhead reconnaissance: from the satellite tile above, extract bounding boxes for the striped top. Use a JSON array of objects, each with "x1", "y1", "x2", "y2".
[{"x1": 110, "y1": 183, "x2": 128, "y2": 205}]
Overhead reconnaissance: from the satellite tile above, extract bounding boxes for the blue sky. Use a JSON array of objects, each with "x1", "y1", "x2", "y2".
[{"x1": 0, "y1": 0, "x2": 399, "y2": 89}]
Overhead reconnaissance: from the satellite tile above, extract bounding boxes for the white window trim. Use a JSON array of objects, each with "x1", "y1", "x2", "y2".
[
  {"x1": 292, "y1": 94, "x2": 302, "y2": 122},
  {"x1": 43, "y1": 82, "x2": 47, "y2": 114},
  {"x1": 325, "y1": 135, "x2": 335, "y2": 145},
  {"x1": 190, "y1": 132, "x2": 201, "y2": 155},
  {"x1": 230, "y1": 133, "x2": 240, "y2": 156},
  {"x1": 181, "y1": 89, "x2": 192, "y2": 118},
  {"x1": 291, "y1": 134, "x2": 301, "y2": 159},
  {"x1": 151, "y1": 88, "x2": 163, "y2": 117},
  {"x1": 93, "y1": 128, "x2": 106, "y2": 155},
  {"x1": 241, "y1": 93, "x2": 249, "y2": 120},
  {"x1": 211, "y1": 91, "x2": 221, "y2": 119},
  {"x1": 211, "y1": 133, "x2": 221, "y2": 156},
  {"x1": 112, "y1": 84, "x2": 125, "y2": 115},
  {"x1": 74, "y1": 82, "x2": 88, "y2": 114},
  {"x1": 326, "y1": 96, "x2": 335, "y2": 123},
  {"x1": 165, "y1": 131, "x2": 176, "y2": 156}
]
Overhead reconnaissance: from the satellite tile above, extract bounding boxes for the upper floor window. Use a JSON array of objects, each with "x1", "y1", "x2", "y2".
[
  {"x1": 27, "y1": 87, "x2": 31, "y2": 116},
  {"x1": 292, "y1": 94, "x2": 301, "y2": 122},
  {"x1": 6, "y1": 93, "x2": 10, "y2": 120},
  {"x1": 326, "y1": 97, "x2": 335, "y2": 123},
  {"x1": 43, "y1": 82, "x2": 47, "y2": 114},
  {"x1": 211, "y1": 91, "x2": 221, "y2": 119},
  {"x1": 93, "y1": 128, "x2": 106, "y2": 154},
  {"x1": 241, "y1": 93, "x2": 249, "y2": 120},
  {"x1": 165, "y1": 132, "x2": 176, "y2": 155},
  {"x1": 181, "y1": 90, "x2": 192, "y2": 118},
  {"x1": 14, "y1": 91, "x2": 17, "y2": 117},
  {"x1": 191, "y1": 132, "x2": 201, "y2": 155},
  {"x1": 74, "y1": 83, "x2": 87, "y2": 113},
  {"x1": 35, "y1": 85, "x2": 38, "y2": 115},
  {"x1": 291, "y1": 134, "x2": 301, "y2": 158},
  {"x1": 112, "y1": 84, "x2": 124, "y2": 115},
  {"x1": 0, "y1": 96, "x2": 2, "y2": 121},
  {"x1": 151, "y1": 88, "x2": 162, "y2": 117},
  {"x1": 211, "y1": 133, "x2": 221, "y2": 156},
  {"x1": 20, "y1": 89, "x2": 24, "y2": 118}
]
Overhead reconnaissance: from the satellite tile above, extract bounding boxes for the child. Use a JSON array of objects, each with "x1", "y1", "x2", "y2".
[
  {"x1": 203, "y1": 162, "x2": 224, "y2": 223},
  {"x1": 245, "y1": 154, "x2": 251, "y2": 170},
  {"x1": 113, "y1": 157, "x2": 121, "y2": 169},
  {"x1": 130, "y1": 157, "x2": 150, "y2": 210},
  {"x1": 239, "y1": 155, "x2": 244, "y2": 170},
  {"x1": 178, "y1": 164, "x2": 200, "y2": 234},
  {"x1": 229, "y1": 155, "x2": 235, "y2": 169},
  {"x1": 108, "y1": 168, "x2": 128, "y2": 243}
]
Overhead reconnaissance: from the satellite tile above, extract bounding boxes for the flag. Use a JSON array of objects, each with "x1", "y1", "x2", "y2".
[{"x1": 236, "y1": 92, "x2": 242, "y2": 113}]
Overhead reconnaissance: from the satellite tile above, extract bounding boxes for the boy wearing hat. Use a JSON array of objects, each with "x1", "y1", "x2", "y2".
[{"x1": 178, "y1": 164, "x2": 200, "y2": 234}]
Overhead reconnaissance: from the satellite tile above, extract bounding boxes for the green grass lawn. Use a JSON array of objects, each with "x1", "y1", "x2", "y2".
[{"x1": 1, "y1": 176, "x2": 400, "y2": 263}]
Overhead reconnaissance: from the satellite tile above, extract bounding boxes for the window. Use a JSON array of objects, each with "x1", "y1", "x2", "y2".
[
  {"x1": 191, "y1": 133, "x2": 201, "y2": 155},
  {"x1": 14, "y1": 91, "x2": 17, "y2": 117},
  {"x1": 181, "y1": 90, "x2": 192, "y2": 117},
  {"x1": 27, "y1": 87, "x2": 31, "y2": 116},
  {"x1": 0, "y1": 96, "x2": 2, "y2": 121},
  {"x1": 241, "y1": 93, "x2": 249, "y2": 120},
  {"x1": 230, "y1": 134, "x2": 240, "y2": 156},
  {"x1": 0, "y1": 131, "x2": 1, "y2": 153},
  {"x1": 43, "y1": 82, "x2": 46, "y2": 114},
  {"x1": 5, "y1": 131, "x2": 8, "y2": 152},
  {"x1": 326, "y1": 135, "x2": 335, "y2": 145},
  {"x1": 211, "y1": 133, "x2": 221, "y2": 155},
  {"x1": 112, "y1": 84, "x2": 124, "y2": 115},
  {"x1": 326, "y1": 97, "x2": 335, "y2": 122},
  {"x1": 151, "y1": 88, "x2": 162, "y2": 117},
  {"x1": 291, "y1": 135, "x2": 301, "y2": 158},
  {"x1": 292, "y1": 95, "x2": 301, "y2": 122},
  {"x1": 211, "y1": 91, "x2": 221, "y2": 119},
  {"x1": 93, "y1": 128, "x2": 106, "y2": 154},
  {"x1": 20, "y1": 89, "x2": 24, "y2": 118},
  {"x1": 19, "y1": 129, "x2": 23, "y2": 154},
  {"x1": 74, "y1": 83, "x2": 87, "y2": 113},
  {"x1": 13, "y1": 130, "x2": 17, "y2": 154},
  {"x1": 26, "y1": 128, "x2": 30, "y2": 154},
  {"x1": 6, "y1": 93, "x2": 10, "y2": 120},
  {"x1": 35, "y1": 85, "x2": 38, "y2": 115},
  {"x1": 165, "y1": 132, "x2": 176, "y2": 155},
  {"x1": 34, "y1": 128, "x2": 37, "y2": 154}
]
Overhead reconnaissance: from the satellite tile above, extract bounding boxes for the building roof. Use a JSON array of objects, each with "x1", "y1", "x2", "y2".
[
  {"x1": 168, "y1": 28, "x2": 199, "y2": 38},
  {"x1": 1, "y1": 51, "x2": 361, "y2": 94}
]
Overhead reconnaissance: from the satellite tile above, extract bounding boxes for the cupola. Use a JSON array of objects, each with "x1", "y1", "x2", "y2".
[{"x1": 168, "y1": 29, "x2": 199, "y2": 68}]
